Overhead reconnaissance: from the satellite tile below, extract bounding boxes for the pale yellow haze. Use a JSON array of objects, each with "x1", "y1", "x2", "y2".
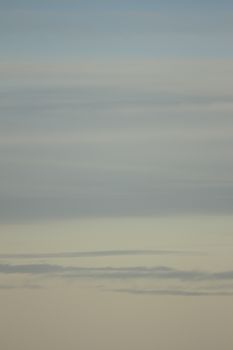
[{"x1": 1, "y1": 216, "x2": 233, "y2": 350}]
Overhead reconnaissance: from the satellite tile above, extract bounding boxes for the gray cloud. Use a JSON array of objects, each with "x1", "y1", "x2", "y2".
[
  {"x1": 1, "y1": 263, "x2": 233, "y2": 282},
  {"x1": 0, "y1": 284, "x2": 17, "y2": 290},
  {"x1": 0, "y1": 282, "x2": 42, "y2": 290},
  {"x1": 0, "y1": 249, "x2": 200, "y2": 260},
  {"x1": 111, "y1": 288, "x2": 233, "y2": 297},
  {"x1": 2, "y1": 263, "x2": 233, "y2": 296},
  {"x1": 0, "y1": 263, "x2": 65, "y2": 275}
]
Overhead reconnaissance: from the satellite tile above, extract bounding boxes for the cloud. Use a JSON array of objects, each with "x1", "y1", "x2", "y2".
[
  {"x1": 1, "y1": 262, "x2": 233, "y2": 296},
  {"x1": 1, "y1": 263, "x2": 233, "y2": 282},
  {"x1": 0, "y1": 249, "x2": 199, "y2": 260},
  {"x1": 0, "y1": 283, "x2": 42, "y2": 290},
  {"x1": 0, "y1": 263, "x2": 65, "y2": 274},
  {"x1": 111, "y1": 288, "x2": 233, "y2": 297},
  {"x1": 0, "y1": 284, "x2": 17, "y2": 290}
]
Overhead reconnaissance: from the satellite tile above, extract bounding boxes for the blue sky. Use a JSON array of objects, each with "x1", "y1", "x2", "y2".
[
  {"x1": 1, "y1": 0, "x2": 233, "y2": 11},
  {"x1": 1, "y1": 0, "x2": 233, "y2": 60}
]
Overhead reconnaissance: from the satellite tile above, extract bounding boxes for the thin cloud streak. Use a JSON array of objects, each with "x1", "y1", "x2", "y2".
[
  {"x1": 111, "y1": 288, "x2": 233, "y2": 297},
  {"x1": 0, "y1": 249, "x2": 201, "y2": 260},
  {"x1": 0, "y1": 283, "x2": 42, "y2": 290}
]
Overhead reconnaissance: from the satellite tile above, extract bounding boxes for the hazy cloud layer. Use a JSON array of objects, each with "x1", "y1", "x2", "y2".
[{"x1": 1, "y1": 59, "x2": 233, "y2": 221}]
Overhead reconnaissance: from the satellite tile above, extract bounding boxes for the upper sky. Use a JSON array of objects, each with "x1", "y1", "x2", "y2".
[
  {"x1": 1, "y1": 0, "x2": 233, "y2": 10},
  {"x1": 1, "y1": 0, "x2": 233, "y2": 60},
  {"x1": 1, "y1": 0, "x2": 233, "y2": 222}
]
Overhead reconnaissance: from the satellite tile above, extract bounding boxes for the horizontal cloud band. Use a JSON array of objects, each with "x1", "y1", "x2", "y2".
[
  {"x1": 0, "y1": 249, "x2": 199, "y2": 259},
  {"x1": 1, "y1": 263, "x2": 233, "y2": 282},
  {"x1": 112, "y1": 288, "x2": 233, "y2": 297}
]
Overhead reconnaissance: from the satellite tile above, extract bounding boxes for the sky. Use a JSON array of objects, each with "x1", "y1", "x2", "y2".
[{"x1": 1, "y1": 1, "x2": 233, "y2": 349}]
